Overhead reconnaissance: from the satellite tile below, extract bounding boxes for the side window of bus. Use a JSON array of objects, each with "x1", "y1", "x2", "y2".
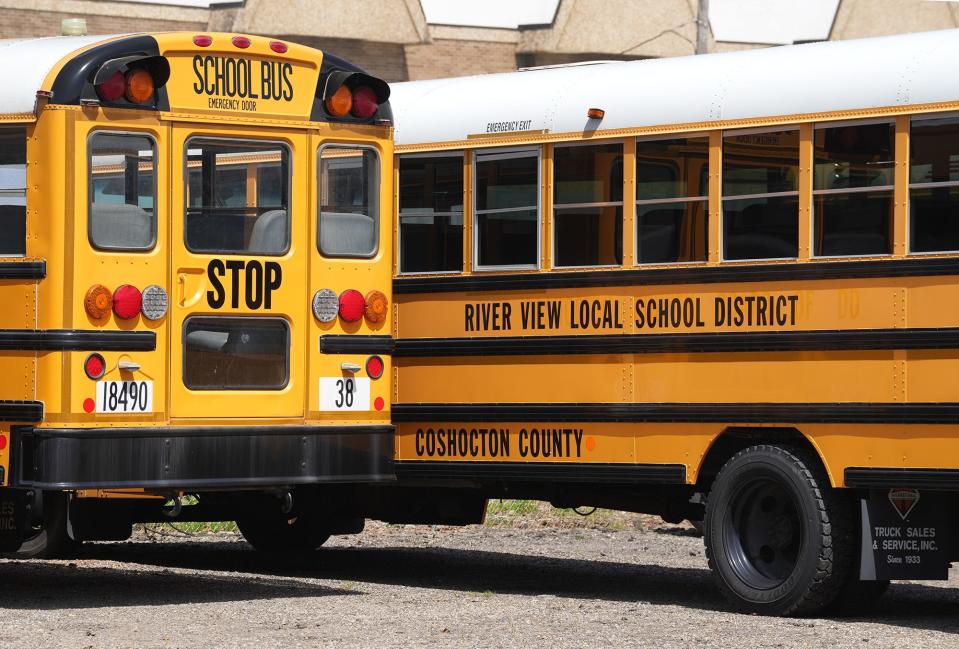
[
  {"x1": 722, "y1": 129, "x2": 799, "y2": 260},
  {"x1": 185, "y1": 139, "x2": 290, "y2": 255},
  {"x1": 909, "y1": 116, "x2": 959, "y2": 253},
  {"x1": 636, "y1": 137, "x2": 708, "y2": 263},
  {"x1": 89, "y1": 132, "x2": 156, "y2": 251},
  {"x1": 0, "y1": 127, "x2": 26, "y2": 256},
  {"x1": 398, "y1": 154, "x2": 463, "y2": 273},
  {"x1": 814, "y1": 122, "x2": 894, "y2": 256},
  {"x1": 553, "y1": 143, "x2": 623, "y2": 268},
  {"x1": 318, "y1": 146, "x2": 379, "y2": 258},
  {"x1": 475, "y1": 150, "x2": 539, "y2": 269}
]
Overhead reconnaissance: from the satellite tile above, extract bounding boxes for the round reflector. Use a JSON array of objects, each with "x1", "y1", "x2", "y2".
[
  {"x1": 232, "y1": 36, "x2": 252, "y2": 49},
  {"x1": 193, "y1": 34, "x2": 213, "y2": 47},
  {"x1": 351, "y1": 86, "x2": 378, "y2": 119},
  {"x1": 325, "y1": 85, "x2": 352, "y2": 117},
  {"x1": 270, "y1": 40, "x2": 288, "y2": 53},
  {"x1": 84, "y1": 353, "x2": 106, "y2": 380},
  {"x1": 366, "y1": 355, "x2": 384, "y2": 380},
  {"x1": 84, "y1": 284, "x2": 113, "y2": 319},
  {"x1": 364, "y1": 290, "x2": 389, "y2": 323},
  {"x1": 141, "y1": 284, "x2": 169, "y2": 321},
  {"x1": 338, "y1": 289, "x2": 365, "y2": 323},
  {"x1": 95, "y1": 71, "x2": 125, "y2": 102},
  {"x1": 312, "y1": 288, "x2": 339, "y2": 323},
  {"x1": 125, "y1": 68, "x2": 154, "y2": 104},
  {"x1": 0, "y1": 434, "x2": 8, "y2": 451},
  {"x1": 113, "y1": 285, "x2": 142, "y2": 320}
]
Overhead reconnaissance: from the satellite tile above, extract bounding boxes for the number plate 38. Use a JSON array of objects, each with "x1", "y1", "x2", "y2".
[
  {"x1": 319, "y1": 377, "x2": 370, "y2": 411},
  {"x1": 95, "y1": 380, "x2": 154, "y2": 414}
]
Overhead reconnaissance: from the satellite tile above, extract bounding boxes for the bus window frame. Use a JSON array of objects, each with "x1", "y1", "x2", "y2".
[
  {"x1": 634, "y1": 133, "x2": 710, "y2": 267},
  {"x1": 396, "y1": 150, "x2": 465, "y2": 275},
  {"x1": 811, "y1": 117, "x2": 895, "y2": 259},
  {"x1": 87, "y1": 129, "x2": 159, "y2": 253},
  {"x1": 472, "y1": 146, "x2": 542, "y2": 272},
  {"x1": 182, "y1": 135, "x2": 294, "y2": 257},
  {"x1": 907, "y1": 111, "x2": 959, "y2": 256},
  {"x1": 720, "y1": 125, "x2": 801, "y2": 262},
  {"x1": 316, "y1": 142, "x2": 381, "y2": 260}
]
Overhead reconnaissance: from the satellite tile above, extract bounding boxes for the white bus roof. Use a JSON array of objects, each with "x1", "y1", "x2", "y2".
[
  {"x1": 0, "y1": 35, "x2": 117, "y2": 115},
  {"x1": 391, "y1": 28, "x2": 959, "y2": 147}
]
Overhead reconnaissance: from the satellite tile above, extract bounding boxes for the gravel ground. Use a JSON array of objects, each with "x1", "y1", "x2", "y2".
[{"x1": 0, "y1": 511, "x2": 956, "y2": 649}]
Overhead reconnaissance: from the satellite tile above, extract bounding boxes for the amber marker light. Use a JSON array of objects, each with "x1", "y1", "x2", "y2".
[
  {"x1": 84, "y1": 284, "x2": 113, "y2": 319},
  {"x1": 587, "y1": 107, "x2": 605, "y2": 119},
  {"x1": 125, "y1": 68, "x2": 154, "y2": 104},
  {"x1": 364, "y1": 290, "x2": 389, "y2": 323},
  {"x1": 325, "y1": 85, "x2": 353, "y2": 117}
]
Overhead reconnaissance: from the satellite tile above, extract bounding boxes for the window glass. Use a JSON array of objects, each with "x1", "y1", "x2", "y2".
[
  {"x1": 814, "y1": 191, "x2": 892, "y2": 256},
  {"x1": 90, "y1": 132, "x2": 156, "y2": 250},
  {"x1": 0, "y1": 127, "x2": 26, "y2": 256},
  {"x1": 814, "y1": 123, "x2": 894, "y2": 190},
  {"x1": 637, "y1": 137, "x2": 708, "y2": 200},
  {"x1": 910, "y1": 116, "x2": 959, "y2": 253},
  {"x1": 475, "y1": 151, "x2": 538, "y2": 268},
  {"x1": 637, "y1": 202, "x2": 707, "y2": 264},
  {"x1": 636, "y1": 137, "x2": 708, "y2": 264},
  {"x1": 723, "y1": 130, "x2": 798, "y2": 196},
  {"x1": 399, "y1": 155, "x2": 463, "y2": 273},
  {"x1": 554, "y1": 144, "x2": 622, "y2": 267},
  {"x1": 183, "y1": 317, "x2": 289, "y2": 390},
  {"x1": 723, "y1": 195, "x2": 799, "y2": 260},
  {"x1": 185, "y1": 139, "x2": 289, "y2": 254},
  {"x1": 318, "y1": 146, "x2": 379, "y2": 257}
]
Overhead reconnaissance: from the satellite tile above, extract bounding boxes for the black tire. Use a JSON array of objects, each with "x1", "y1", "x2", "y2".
[
  {"x1": 704, "y1": 444, "x2": 854, "y2": 616},
  {"x1": 16, "y1": 491, "x2": 80, "y2": 559},
  {"x1": 236, "y1": 512, "x2": 331, "y2": 553}
]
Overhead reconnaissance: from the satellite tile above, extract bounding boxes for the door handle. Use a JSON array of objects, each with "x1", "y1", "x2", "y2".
[{"x1": 176, "y1": 269, "x2": 206, "y2": 308}]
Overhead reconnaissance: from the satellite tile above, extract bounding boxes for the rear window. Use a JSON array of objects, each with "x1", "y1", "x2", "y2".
[
  {"x1": 185, "y1": 139, "x2": 290, "y2": 255},
  {"x1": 89, "y1": 132, "x2": 157, "y2": 250},
  {"x1": 318, "y1": 145, "x2": 380, "y2": 258},
  {"x1": 183, "y1": 317, "x2": 289, "y2": 390},
  {"x1": 0, "y1": 127, "x2": 26, "y2": 256}
]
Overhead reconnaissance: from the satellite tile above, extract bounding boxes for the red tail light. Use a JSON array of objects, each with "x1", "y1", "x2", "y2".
[
  {"x1": 95, "y1": 71, "x2": 125, "y2": 101},
  {"x1": 193, "y1": 34, "x2": 213, "y2": 47},
  {"x1": 338, "y1": 289, "x2": 366, "y2": 322},
  {"x1": 232, "y1": 36, "x2": 252, "y2": 49},
  {"x1": 350, "y1": 86, "x2": 378, "y2": 119},
  {"x1": 84, "y1": 353, "x2": 106, "y2": 380},
  {"x1": 366, "y1": 355, "x2": 384, "y2": 380},
  {"x1": 113, "y1": 285, "x2": 142, "y2": 320},
  {"x1": 270, "y1": 40, "x2": 288, "y2": 54}
]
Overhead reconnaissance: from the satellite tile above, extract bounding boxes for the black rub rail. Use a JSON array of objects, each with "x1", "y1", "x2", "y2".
[{"x1": 0, "y1": 329, "x2": 155, "y2": 352}]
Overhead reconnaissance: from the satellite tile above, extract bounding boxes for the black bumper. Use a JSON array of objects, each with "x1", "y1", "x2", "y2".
[{"x1": 13, "y1": 424, "x2": 394, "y2": 490}]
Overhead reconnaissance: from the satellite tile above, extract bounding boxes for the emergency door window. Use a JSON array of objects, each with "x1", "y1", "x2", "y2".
[
  {"x1": 0, "y1": 127, "x2": 26, "y2": 256},
  {"x1": 89, "y1": 132, "x2": 157, "y2": 250},
  {"x1": 183, "y1": 317, "x2": 289, "y2": 390},
  {"x1": 185, "y1": 139, "x2": 290, "y2": 255},
  {"x1": 318, "y1": 146, "x2": 379, "y2": 257},
  {"x1": 475, "y1": 150, "x2": 539, "y2": 269}
]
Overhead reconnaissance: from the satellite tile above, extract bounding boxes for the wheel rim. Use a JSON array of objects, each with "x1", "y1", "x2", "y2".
[{"x1": 724, "y1": 476, "x2": 803, "y2": 590}]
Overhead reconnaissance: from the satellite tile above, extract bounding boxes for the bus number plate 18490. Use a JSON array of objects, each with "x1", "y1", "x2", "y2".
[{"x1": 95, "y1": 380, "x2": 154, "y2": 414}]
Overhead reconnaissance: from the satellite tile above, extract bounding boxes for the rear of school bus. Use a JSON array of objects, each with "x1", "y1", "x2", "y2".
[{"x1": 0, "y1": 32, "x2": 394, "y2": 556}]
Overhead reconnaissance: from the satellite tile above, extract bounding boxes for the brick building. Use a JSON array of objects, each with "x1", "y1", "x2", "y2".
[{"x1": 1, "y1": 0, "x2": 959, "y2": 81}]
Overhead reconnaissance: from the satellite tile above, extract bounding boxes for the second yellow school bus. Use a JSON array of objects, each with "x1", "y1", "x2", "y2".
[
  {"x1": 388, "y1": 30, "x2": 959, "y2": 615},
  {"x1": 0, "y1": 32, "x2": 396, "y2": 556}
]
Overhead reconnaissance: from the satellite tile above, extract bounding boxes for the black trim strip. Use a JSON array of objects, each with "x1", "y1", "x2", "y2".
[
  {"x1": 0, "y1": 261, "x2": 45, "y2": 280},
  {"x1": 394, "y1": 327, "x2": 959, "y2": 357},
  {"x1": 0, "y1": 401, "x2": 42, "y2": 422},
  {"x1": 392, "y1": 403, "x2": 959, "y2": 424},
  {"x1": 394, "y1": 257, "x2": 959, "y2": 294},
  {"x1": 320, "y1": 335, "x2": 395, "y2": 355},
  {"x1": 845, "y1": 468, "x2": 959, "y2": 491},
  {"x1": 27, "y1": 424, "x2": 394, "y2": 439},
  {"x1": 0, "y1": 330, "x2": 155, "y2": 352},
  {"x1": 394, "y1": 460, "x2": 685, "y2": 484}
]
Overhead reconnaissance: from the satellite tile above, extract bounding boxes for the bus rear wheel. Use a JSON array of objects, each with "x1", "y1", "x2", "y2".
[
  {"x1": 16, "y1": 491, "x2": 79, "y2": 559},
  {"x1": 236, "y1": 512, "x2": 331, "y2": 553},
  {"x1": 704, "y1": 444, "x2": 854, "y2": 616}
]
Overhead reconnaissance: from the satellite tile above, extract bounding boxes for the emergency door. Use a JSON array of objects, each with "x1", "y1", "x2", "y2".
[{"x1": 170, "y1": 125, "x2": 308, "y2": 419}]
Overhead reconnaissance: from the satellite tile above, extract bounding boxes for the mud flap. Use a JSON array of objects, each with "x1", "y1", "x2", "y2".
[
  {"x1": 0, "y1": 488, "x2": 31, "y2": 551},
  {"x1": 859, "y1": 489, "x2": 950, "y2": 580}
]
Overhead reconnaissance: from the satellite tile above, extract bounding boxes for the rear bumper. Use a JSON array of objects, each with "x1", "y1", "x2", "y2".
[{"x1": 13, "y1": 424, "x2": 394, "y2": 490}]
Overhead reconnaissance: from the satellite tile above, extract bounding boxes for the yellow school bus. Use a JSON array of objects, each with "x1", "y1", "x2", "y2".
[
  {"x1": 0, "y1": 32, "x2": 395, "y2": 556},
  {"x1": 388, "y1": 30, "x2": 959, "y2": 615}
]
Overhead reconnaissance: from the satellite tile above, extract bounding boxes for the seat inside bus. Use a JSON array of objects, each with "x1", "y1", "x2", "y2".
[
  {"x1": 248, "y1": 209, "x2": 288, "y2": 253},
  {"x1": 90, "y1": 203, "x2": 152, "y2": 249},
  {"x1": 319, "y1": 211, "x2": 374, "y2": 255}
]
